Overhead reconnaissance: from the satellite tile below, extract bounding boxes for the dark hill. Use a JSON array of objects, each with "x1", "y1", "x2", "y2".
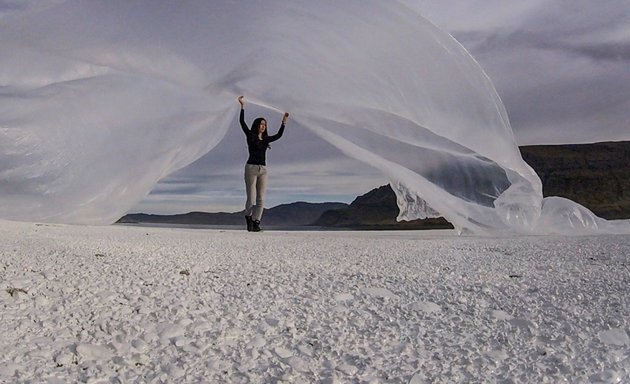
[
  {"x1": 520, "y1": 141, "x2": 630, "y2": 219},
  {"x1": 313, "y1": 185, "x2": 453, "y2": 229},
  {"x1": 118, "y1": 202, "x2": 348, "y2": 226},
  {"x1": 314, "y1": 141, "x2": 630, "y2": 228}
]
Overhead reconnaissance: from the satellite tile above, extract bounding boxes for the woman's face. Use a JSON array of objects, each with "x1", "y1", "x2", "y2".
[{"x1": 258, "y1": 120, "x2": 267, "y2": 134}]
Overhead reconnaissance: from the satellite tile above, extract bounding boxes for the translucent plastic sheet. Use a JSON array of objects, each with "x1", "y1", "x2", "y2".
[{"x1": 1, "y1": 1, "x2": 628, "y2": 233}]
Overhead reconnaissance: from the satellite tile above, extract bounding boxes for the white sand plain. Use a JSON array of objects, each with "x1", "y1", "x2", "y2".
[{"x1": 0, "y1": 220, "x2": 628, "y2": 383}]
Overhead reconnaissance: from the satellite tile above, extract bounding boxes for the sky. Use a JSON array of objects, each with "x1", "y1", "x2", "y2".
[
  {"x1": 409, "y1": 0, "x2": 630, "y2": 145},
  {"x1": 128, "y1": 1, "x2": 630, "y2": 215},
  {"x1": 2, "y1": 1, "x2": 628, "y2": 216}
]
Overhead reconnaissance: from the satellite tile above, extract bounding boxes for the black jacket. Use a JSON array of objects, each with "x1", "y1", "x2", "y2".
[{"x1": 240, "y1": 109, "x2": 285, "y2": 166}]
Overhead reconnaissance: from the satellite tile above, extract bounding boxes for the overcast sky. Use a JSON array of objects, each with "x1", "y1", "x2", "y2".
[
  {"x1": 127, "y1": 1, "x2": 630, "y2": 215},
  {"x1": 411, "y1": 0, "x2": 630, "y2": 145},
  {"x1": 4, "y1": 1, "x2": 627, "y2": 215}
]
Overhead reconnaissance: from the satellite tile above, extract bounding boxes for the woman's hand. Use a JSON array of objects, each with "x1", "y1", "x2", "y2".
[
  {"x1": 282, "y1": 112, "x2": 289, "y2": 124},
  {"x1": 238, "y1": 96, "x2": 245, "y2": 108}
]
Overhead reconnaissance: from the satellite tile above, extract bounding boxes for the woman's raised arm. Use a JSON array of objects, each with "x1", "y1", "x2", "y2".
[{"x1": 238, "y1": 96, "x2": 249, "y2": 134}]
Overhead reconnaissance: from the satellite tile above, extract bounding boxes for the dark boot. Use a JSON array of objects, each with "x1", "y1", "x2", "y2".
[
  {"x1": 245, "y1": 215, "x2": 253, "y2": 232},
  {"x1": 252, "y1": 219, "x2": 262, "y2": 232}
]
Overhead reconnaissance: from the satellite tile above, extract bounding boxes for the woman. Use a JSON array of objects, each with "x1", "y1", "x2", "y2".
[{"x1": 238, "y1": 96, "x2": 289, "y2": 232}]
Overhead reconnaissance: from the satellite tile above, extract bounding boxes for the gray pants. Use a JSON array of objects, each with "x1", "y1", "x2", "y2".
[{"x1": 244, "y1": 164, "x2": 267, "y2": 221}]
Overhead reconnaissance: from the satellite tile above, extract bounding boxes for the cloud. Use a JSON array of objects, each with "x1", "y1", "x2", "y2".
[
  {"x1": 551, "y1": 41, "x2": 630, "y2": 62},
  {"x1": 131, "y1": 1, "x2": 630, "y2": 214},
  {"x1": 415, "y1": 0, "x2": 630, "y2": 145},
  {"x1": 137, "y1": 148, "x2": 387, "y2": 215},
  {"x1": 0, "y1": 0, "x2": 64, "y2": 19}
]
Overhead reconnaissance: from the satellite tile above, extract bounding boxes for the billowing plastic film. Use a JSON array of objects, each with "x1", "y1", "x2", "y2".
[{"x1": 1, "y1": 1, "x2": 628, "y2": 234}]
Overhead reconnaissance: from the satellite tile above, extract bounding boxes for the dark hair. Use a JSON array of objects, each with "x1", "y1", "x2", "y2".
[{"x1": 251, "y1": 118, "x2": 270, "y2": 147}]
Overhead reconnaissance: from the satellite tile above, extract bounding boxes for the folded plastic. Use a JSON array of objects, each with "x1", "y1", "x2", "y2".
[{"x1": 1, "y1": 1, "x2": 628, "y2": 234}]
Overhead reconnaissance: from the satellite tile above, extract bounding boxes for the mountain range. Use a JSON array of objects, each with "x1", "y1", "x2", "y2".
[
  {"x1": 118, "y1": 202, "x2": 348, "y2": 227},
  {"x1": 118, "y1": 140, "x2": 630, "y2": 229}
]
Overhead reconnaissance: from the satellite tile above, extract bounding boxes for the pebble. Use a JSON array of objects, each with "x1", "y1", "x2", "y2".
[
  {"x1": 598, "y1": 328, "x2": 629, "y2": 346},
  {"x1": 75, "y1": 344, "x2": 114, "y2": 361}
]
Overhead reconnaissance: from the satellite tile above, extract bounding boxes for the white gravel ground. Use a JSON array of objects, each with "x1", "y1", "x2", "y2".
[{"x1": 1, "y1": 220, "x2": 628, "y2": 383}]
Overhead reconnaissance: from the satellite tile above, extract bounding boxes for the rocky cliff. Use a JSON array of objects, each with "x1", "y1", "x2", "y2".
[
  {"x1": 314, "y1": 141, "x2": 630, "y2": 227},
  {"x1": 520, "y1": 141, "x2": 630, "y2": 219}
]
